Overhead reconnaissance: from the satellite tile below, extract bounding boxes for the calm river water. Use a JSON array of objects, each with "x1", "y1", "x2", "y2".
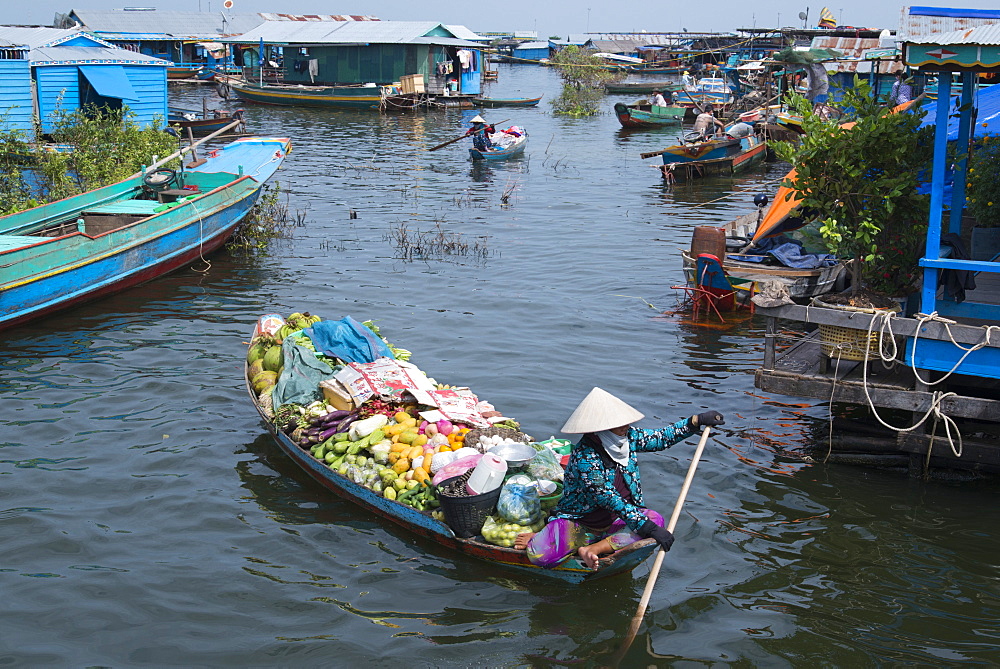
[{"x1": 1, "y1": 66, "x2": 997, "y2": 666}]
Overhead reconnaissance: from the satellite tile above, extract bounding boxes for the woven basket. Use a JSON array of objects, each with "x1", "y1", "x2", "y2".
[
  {"x1": 436, "y1": 470, "x2": 502, "y2": 538},
  {"x1": 464, "y1": 426, "x2": 534, "y2": 453},
  {"x1": 812, "y1": 296, "x2": 901, "y2": 362}
]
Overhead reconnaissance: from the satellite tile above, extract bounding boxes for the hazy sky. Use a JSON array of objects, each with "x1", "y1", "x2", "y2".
[{"x1": 9, "y1": 1, "x2": 1000, "y2": 38}]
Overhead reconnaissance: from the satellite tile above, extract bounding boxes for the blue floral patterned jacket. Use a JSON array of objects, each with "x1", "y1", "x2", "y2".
[{"x1": 551, "y1": 418, "x2": 696, "y2": 533}]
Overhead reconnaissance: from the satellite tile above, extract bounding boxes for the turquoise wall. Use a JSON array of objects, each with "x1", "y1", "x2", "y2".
[
  {"x1": 0, "y1": 59, "x2": 33, "y2": 133},
  {"x1": 35, "y1": 64, "x2": 167, "y2": 134}
]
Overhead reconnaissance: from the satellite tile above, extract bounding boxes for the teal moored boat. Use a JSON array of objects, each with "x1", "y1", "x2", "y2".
[{"x1": 0, "y1": 137, "x2": 290, "y2": 331}]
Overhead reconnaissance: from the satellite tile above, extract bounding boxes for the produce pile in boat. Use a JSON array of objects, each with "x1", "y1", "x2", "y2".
[{"x1": 247, "y1": 312, "x2": 569, "y2": 543}]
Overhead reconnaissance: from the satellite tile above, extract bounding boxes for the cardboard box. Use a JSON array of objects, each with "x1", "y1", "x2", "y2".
[{"x1": 400, "y1": 74, "x2": 425, "y2": 94}]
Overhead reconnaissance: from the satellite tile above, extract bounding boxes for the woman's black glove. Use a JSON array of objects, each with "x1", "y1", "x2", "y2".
[
  {"x1": 638, "y1": 520, "x2": 675, "y2": 551},
  {"x1": 691, "y1": 411, "x2": 725, "y2": 428}
]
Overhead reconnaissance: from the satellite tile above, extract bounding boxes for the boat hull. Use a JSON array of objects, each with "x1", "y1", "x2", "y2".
[
  {"x1": 680, "y1": 213, "x2": 847, "y2": 303},
  {"x1": 605, "y1": 81, "x2": 682, "y2": 94},
  {"x1": 660, "y1": 137, "x2": 767, "y2": 182},
  {"x1": 471, "y1": 96, "x2": 542, "y2": 108},
  {"x1": 245, "y1": 360, "x2": 656, "y2": 583},
  {"x1": 614, "y1": 103, "x2": 685, "y2": 129},
  {"x1": 228, "y1": 79, "x2": 385, "y2": 110},
  {"x1": 469, "y1": 134, "x2": 528, "y2": 161},
  {"x1": 0, "y1": 138, "x2": 290, "y2": 331}
]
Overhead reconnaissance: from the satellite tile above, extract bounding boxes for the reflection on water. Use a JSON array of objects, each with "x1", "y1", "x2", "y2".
[{"x1": 0, "y1": 67, "x2": 997, "y2": 666}]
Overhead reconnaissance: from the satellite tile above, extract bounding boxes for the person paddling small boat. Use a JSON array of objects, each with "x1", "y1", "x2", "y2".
[
  {"x1": 465, "y1": 115, "x2": 496, "y2": 152},
  {"x1": 514, "y1": 387, "x2": 724, "y2": 569}
]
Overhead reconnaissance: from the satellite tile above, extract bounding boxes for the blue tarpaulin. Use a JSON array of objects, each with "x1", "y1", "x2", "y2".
[
  {"x1": 918, "y1": 83, "x2": 1000, "y2": 139},
  {"x1": 732, "y1": 236, "x2": 838, "y2": 269},
  {"x1": 303, "y1": 316, "x2": 395, "y2": 364},
  {"x1": 78, "y1": 65, "x2": 138, "y2": 101}
]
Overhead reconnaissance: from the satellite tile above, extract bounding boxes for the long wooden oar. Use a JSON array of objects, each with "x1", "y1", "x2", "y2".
[
  {"x1": 428, "y1": 118, "x2": 510, "y2": 151},
  {"x1": 612, "y1": 425, "x2": 712, "y2": 664}
]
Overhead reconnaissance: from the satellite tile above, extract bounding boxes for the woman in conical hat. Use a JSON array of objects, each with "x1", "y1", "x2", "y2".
[
  {"x1": 465, "y1": 114, "x2": 495, "y2": 152},
  {"x1": 514, "y1": 387, "x2": 724, "y2": 569}
]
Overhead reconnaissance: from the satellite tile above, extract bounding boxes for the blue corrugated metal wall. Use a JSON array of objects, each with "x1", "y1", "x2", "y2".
[
  {"x1": 513, "y1": 47, "x2": 549, "y2": 62},
  {"x1": 0, "y1": 59, "x2": 33, "y2": 134},
  {"x1": 35, "y1": 64, "x2": 167, "y2": 134}
]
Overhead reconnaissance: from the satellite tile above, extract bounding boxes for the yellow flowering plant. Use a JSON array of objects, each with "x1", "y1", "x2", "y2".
[{"x1": 966, "y1": 136, "x2": 1000, "y2": 227}]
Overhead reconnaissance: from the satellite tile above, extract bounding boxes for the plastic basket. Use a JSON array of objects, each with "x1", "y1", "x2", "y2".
[
  {"x1": 812, "y1": 296, "x2": 901, "y2": 361},
  {"x1": 464, "y1": 426, "x2": 533, "y2": 453},
  {"x1": 436, "y1": 471, "x2": 502, "y2": 539}
]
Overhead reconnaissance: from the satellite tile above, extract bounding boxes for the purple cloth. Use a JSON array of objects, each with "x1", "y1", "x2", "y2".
[{"x1": 525, "y1": 509, "x2": 664, "y2": 568}]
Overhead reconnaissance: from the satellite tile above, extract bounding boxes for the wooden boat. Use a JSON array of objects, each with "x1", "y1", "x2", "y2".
[
  {"x1": 167, "y1": 66, "x2": 202, "y2": 81},
  {"x1": 605, "y1": 81, "x2": 682, "y2": 95},
  {"x1": 674, "y1": 77, "x2": 736, "y2": 110},
  {"x1": 469, "y1": 131, "x2": 528, "y2": 161},
  {"x1": 470, "y1": 95, "x2": 543, "y2": 108},
  {"x1": 649, "y1": 134, "x2": 768, "y2": 183},
  {"x1": 224, "y1": 77, "x2": 407, "y2": 110},
  {"x1": 0, "y1": 136, "x2": 290, "y2": 331},
  {"x1": 244, "y1": 322, "x2": 658, "y2": 583},
  {"x1": 624, "y1": 64, "x2": 685, "y2": 75},
  {"x1": 168, "y1": 107, "x2": 245, "y2": 135},
  {"x1": 680, "y1": 212, "x2": 847, "y2": 306},
  {"x1": 614, "y1": 102, "x2": 685, "y2": 129}
]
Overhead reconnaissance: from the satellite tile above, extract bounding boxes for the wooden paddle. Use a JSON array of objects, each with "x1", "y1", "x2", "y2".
[
  {"x1": 428, "y1": 118, "x2": 510, "y2": 151},
  {"x1": 612, "y1": 425, "x2": 712, "y2": 664}
]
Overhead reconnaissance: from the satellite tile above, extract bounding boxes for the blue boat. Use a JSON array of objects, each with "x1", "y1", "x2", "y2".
[
  {"x1": 469, "y1": 132, "x2": 528, "y2": 161},
  {"x1": 245, "y1": 318, "x2": 657, "y2": 583},
  {"x1": 0, "y1": 137, "x2": 290, "y2": 331}
]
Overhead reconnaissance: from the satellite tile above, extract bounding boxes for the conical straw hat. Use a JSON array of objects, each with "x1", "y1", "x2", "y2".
[
  {"x1": 561, "y1": 387, "x2": 645, "y2": 434},
  {"x1": 470, "y1": 115, "x2": 487, "y2": 123}
]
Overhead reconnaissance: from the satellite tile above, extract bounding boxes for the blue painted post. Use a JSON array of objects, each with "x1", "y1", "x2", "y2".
[
  {"x1": 949, "y1": 73, "x2": 974, "y2": 234},
  {"x1": 921, "y1": 72, "x2": 952, "y2": 315}
]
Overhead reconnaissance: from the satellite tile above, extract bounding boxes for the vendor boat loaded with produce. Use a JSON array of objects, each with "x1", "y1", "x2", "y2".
[{"x1": 245, "y1": 311, "x2": 722, "y2": 581}]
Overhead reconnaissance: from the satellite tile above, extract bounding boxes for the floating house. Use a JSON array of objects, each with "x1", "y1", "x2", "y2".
[
  {"x1": 753, "y1": 16, "x2": 1000, "y2": 478},
  {"x1": 0, "y1": 39, "x2": 31, "y2": 133},
  {"x1": 224, "y1": 20, "x2": 484, "y2": 98},
  {"x1": 55, "y1": 10, "x2": 380, "y2": 79},
  {"x1": 0, "y1": 26, "x2": 169, "y2": 134},
  {"x1": 510, "y1": 41, "x2": 551, "y2": 63}
]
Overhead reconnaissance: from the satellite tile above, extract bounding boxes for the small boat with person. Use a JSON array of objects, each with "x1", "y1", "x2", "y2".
[
  {"x1": 0, "y1": 131, "x2": 290, "y2": 331},
  {"x1": 244, "y1": 313, "x2": 658, "y2": 583},
  {"x1": 469, "y1": 129, "x2": 528, "y2": 161},
  {"x1": 642, "y1": 126, "x2": 767, "y2": 183}
]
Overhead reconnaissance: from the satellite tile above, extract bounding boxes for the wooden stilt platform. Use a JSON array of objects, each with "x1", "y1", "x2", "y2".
[{"x1": 756, "y1": 304, "x2": 1000, "y2": 476}]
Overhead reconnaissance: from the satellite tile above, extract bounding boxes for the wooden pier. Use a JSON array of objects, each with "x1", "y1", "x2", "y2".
[{"x1": 756, "y1": 303, "x2": 1000, "y2": 477}]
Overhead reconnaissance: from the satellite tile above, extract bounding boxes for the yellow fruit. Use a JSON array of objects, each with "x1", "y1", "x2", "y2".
[
  {"x1": 412, "y1": 468, "x2": 429, "y2": 484},
  {"x1": 393, "y1": 458, "x2": 410, "y2": 474},
  {"x1": 394, "y1": 411, "x2": 409, "y2": 423},
  {"x1": 399, "y1": 431, "x2": 417, "y2": 445},
  {"x1": 407, "y1": 445, "x2": 423, "y2": 461},
  {"x1": 412, "y1": 434, "x2": 428, "y2": 447}
]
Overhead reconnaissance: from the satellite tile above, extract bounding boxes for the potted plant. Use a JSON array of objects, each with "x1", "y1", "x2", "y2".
[
  {"x1": 773, "y1": 78, "x2": 932, "y2": 358},
  {"x1": 965, "y1": 136, "x2": 1000, "y2": 261}
]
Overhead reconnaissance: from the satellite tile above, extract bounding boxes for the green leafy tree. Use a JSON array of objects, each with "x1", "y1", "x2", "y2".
[
  {"x1": 549, "y1": 46, "x2": 623, "y2": 116},
  {"x1": 965, "y1": 136, "x2": 1000, "y2": 227},
  {"x1": 773, "y1": 78, "x2": 932, "y2": 299},
  {"x1": 0, "y1": 120, "x2": 38, "y2": 215},
  {"x1": 37, "y1": 105, "x2": 177, "y2": 200}
]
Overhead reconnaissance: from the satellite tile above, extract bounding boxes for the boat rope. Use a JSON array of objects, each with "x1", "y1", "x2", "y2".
[
  {"x1": 187, "y1": 198, "x2": 212, "y2": 274},
  {"x1": 906, "y1": 311, "x2": 1000, "y2": 386},
  {"x1": 853, "y1": 310, "x2": 963, "y2": 457}
]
